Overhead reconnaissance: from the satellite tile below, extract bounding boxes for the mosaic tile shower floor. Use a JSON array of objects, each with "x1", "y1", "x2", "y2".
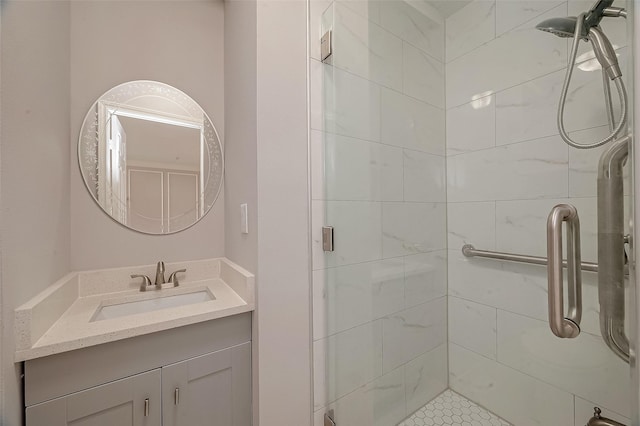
[{"x1": 399, "y1": 390, "x2": 511, "y2": 426}]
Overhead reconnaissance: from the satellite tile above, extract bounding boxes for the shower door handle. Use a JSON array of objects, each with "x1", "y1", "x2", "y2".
[{"x1": 547, "y1": 204, "x2": 582, "y2": 338}]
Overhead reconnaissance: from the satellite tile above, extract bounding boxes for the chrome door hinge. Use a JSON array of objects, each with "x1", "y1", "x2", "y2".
[
  {"x1": 324, "y1": 410, "x2": 336, "y2": 426},
  {"x1": 321, "y1": 31, "x2": 332, "y2": 62},
  {"x1": 322, "y1": 226, "x2": 334, "y2": 252}
]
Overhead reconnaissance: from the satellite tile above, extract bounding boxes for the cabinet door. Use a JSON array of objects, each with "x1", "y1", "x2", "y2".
[
  {"x1": 26, "y1": 369, "x2": 161, "y2": 426},
  {"x1": 162, "y1": 342, "x2": 251, "y2": 426}
]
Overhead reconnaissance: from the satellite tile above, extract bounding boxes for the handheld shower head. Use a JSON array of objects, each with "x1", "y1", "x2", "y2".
[
  {"x1": 588, "y1": 26, "x2": 621, "y2": 80},
  {"x1": 535, "y1": 3, "x2": 628, "y2": 150},
  {"x1": 536, "y1": 14, "x2": 621, "y2": 80},
  {"x1": 536, "y1": 16, "x2": 581, "y2": 38},
  {"x1": 535, "y1": 0, "x2": 616, "y2": 37}
]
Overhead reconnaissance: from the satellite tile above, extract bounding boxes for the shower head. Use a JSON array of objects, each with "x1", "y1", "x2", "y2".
[
  {"x1": 535, "y1": 0, "x2": 615, "y2": 38},
  {"x1": 536, "y1": 16, "x2": 581, "y2": 38},
  {"x1": 536, "y1": 13, "x2": 621, "y2": 80}
]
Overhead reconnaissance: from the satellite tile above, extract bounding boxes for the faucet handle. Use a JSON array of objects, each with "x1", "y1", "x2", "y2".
[
  {"x1": 168, "y1": 269, "x2": 187, "y2": 287},
  {"x1": 131, "y1": 274, "x2": 152, "y2": 292}
]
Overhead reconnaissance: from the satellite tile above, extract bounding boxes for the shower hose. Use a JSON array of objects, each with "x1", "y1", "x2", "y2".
[{"x1": 557, "y1": 12, "x2": 627, "y2": 149}]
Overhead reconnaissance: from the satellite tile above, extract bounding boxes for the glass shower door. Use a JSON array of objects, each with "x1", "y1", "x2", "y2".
[{"x1": 310, "y1": 1, "x2": 636, "y2": 425}]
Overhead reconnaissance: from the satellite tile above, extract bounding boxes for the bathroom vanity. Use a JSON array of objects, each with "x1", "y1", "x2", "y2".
[{"x1": 15, "y1": 258, "x2": 254, "y2": 426}]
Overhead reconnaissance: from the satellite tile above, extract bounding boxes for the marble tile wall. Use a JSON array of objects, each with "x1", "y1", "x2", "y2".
[
  {"x1": 445, "y1": 1, "x2": 632, "y2": 425},
  {"x1": 310, "y1": 1, "x2": 448, "y2": 424},
  {"x1": 310, "y1": 0, "x2": 633, "y2": 425}
]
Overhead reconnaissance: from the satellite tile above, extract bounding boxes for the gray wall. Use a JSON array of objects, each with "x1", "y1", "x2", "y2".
[
  {"x1": 224, "y1": 0, "x2": 258, "y2": 276},
  {"x1": 0, "y1": 2, "x2": 72, "y2": 424},
  {"x1": 223, "y1": 1, "x2": 259, "y2": 423},
  {"x1": 69, "y1": 0, "x2": 226, "y2": 270}
]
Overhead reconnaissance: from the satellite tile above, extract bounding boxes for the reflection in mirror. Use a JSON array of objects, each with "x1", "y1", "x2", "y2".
[{"x1": 79, "y1": 81, "x2": 223, "y2": 234}]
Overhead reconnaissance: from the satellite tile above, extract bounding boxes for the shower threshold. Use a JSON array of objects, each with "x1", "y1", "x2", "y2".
[{"x1": 399, "y1": 390, "x2": 511, "y2": 426}]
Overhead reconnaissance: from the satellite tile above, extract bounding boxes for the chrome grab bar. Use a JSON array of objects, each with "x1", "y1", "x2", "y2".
[
  {"x1": 547, "y1": 204, "x2": 582, "y2": 338},
  {"x1": 597, "y1": 135, "x2": 630, "y2": 363},
  {"x1": 461, "y1": 245, "x2": 599, "y2": 272}
]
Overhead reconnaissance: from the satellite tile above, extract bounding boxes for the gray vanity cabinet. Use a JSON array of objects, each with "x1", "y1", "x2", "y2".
[
  {"x1": 26, "y1": 369, "x2": 162, "y2": 426},
  {"x1": 162, "y1": 342, "x2": 252, "y2": 426},
  {"x1": 24, "y1": 314, "x2": 252, "y2": 426}
]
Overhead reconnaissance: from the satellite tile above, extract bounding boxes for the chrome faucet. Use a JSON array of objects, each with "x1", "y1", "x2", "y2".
[{"x1": 155, "y1": 261, "x2": 166, "y2": 289}]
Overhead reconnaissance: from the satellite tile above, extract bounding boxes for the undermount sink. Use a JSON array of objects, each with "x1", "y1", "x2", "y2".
[{"x1": 91, "y1": 289, "x2": 215, "y2": 322}]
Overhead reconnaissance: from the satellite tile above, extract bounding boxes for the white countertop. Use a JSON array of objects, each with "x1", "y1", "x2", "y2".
[{"x1": 15, "y1": 258, "x2": 255, "y2": 362}]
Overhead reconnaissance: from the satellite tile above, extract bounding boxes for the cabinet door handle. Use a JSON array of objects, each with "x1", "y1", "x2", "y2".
[
  {"x1": 144, "y1": 398, "x2": 150, "y2": 417},
  {"x1": 174, "y1": 387, "x2": 180, "y2": 405}
]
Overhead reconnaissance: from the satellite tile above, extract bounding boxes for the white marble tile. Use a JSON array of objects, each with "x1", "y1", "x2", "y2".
[
  {"x1": 321, "y1": 132, "x2": 403, "y2": 201},
  {"x1": 325, "y1": 65, "x2": 382, "y2": 141},
  {"x1": 378, "y1": 0, "x2": 445, "y2": 61},
  {"x1": 382, "y1": 202, "x2": 447, "y2": 258},
  {"x1": 312, "y1": 200, "x2": 382, "y2": 270},
  {"x1": 337, "y1": 0, "x2": 380, "y2": 24},
  {"x1": 497, "y1": 310, "x2": 631, "y2": 418},
  {"x1": 381, "y1": 88, "x2": 445, "y2": 155},
  {"x1": 403, "y1": 150, "x2": 446, "y2": 202},
  {"x1": 382, "y1": 297, "x2": 447, "y2": 372},
  {"x1": 568, "y1": 125, "x2": 631, "y2": 198},
  {"x1": 403, "y1": 344, "x2": 448, "y2": 415},
  {"x1": 578, "y1": 271, "x2": 606, "y2": 338},
  {"x1": 446, "y1": 4, "x2": 567, "y2": 108},
  {"x1": 496, "y1": 0, "x2": 564, "y2": 36},
  {"x1": 448, "y1": 259, "x2": 607, "y2": 342},
  {"x1": 448, "y1": 249, "x2": 548, "y2": 322},
  {"x1": 449, "y1": 296, "x2": 497, "y2": 359},
  {"x1": 574, "y1": 396, "x2": 630, "y2": 426},
  {"x1": 446, "y1": 135, "x2": 569, "y2": 202},
  {"x1": 310, "y1": 0, "x2": 333, "y2": 61},
  {"x1": 495, "y1": 69, "x2": 564, "y2": 146},
  {"x1": 333, "y1": 3, "x2": 403, "y2": 91},
  {"x1": 449, "y1": 343, "x2": 575, "y2": 426},
  {"x1": 327, "y1": 366, "x2": 407, "y2": 426},
  {"x1": 447, "y1": 201, "x2": 496, "y2": 251},
  {"x1": 446, "y1": 0, "x2": 495, "y2": 62},
  {"x1": 404, "y1": 251, "x2": 447, "y2": 308},
  {"x1": 313, "y1": 320, "x2": 383, "y2": 409},
  {"x1": 403, "y1": 42, "x2": 445, "y2": 108},
  {"x1": 379, "y1": 144, "x2": 406, "y2": 201},
  {"x1": 446, "y1": 95, "x2": 495, "y2": 155},
  {"x1": 312, "y1": 259, "x2": 404, "y2": 340}
]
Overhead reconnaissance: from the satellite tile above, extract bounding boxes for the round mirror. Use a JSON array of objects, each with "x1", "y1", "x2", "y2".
[{"x1": 78, "y1": 81, "x2": 223, "y2": 234}]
